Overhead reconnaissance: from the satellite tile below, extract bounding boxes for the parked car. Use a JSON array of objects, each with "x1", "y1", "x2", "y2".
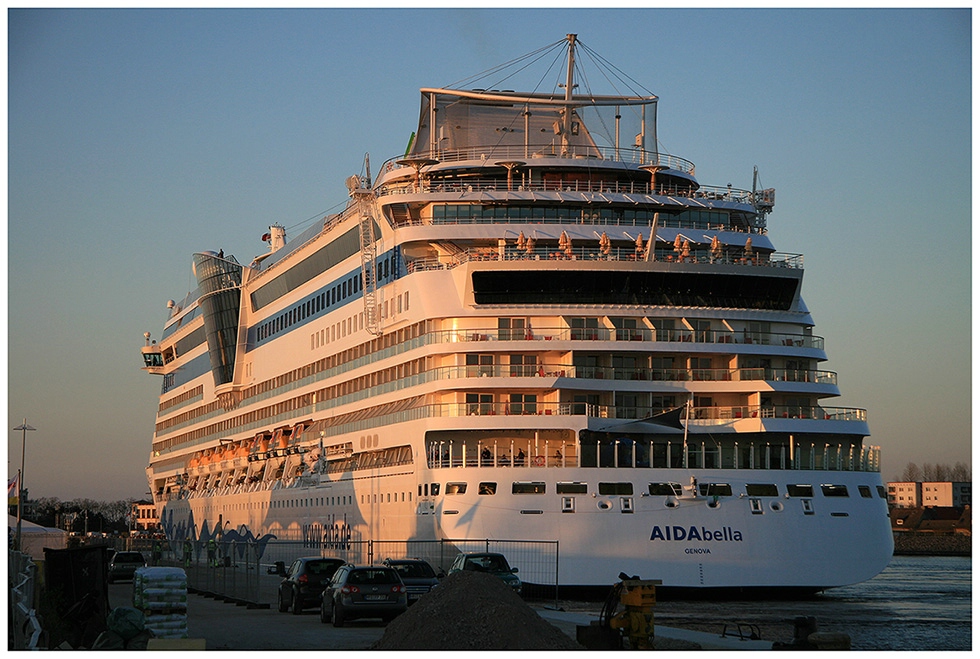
[
  {"x1": 320, "y1": 564, "x2": 407, "y2": 627},
  {"x1": 107, "y1": 551, "x2": 146, "y2": 583},
  {"x1": 277, "y1": 557, "x2": 345, "y2": 615},
  {"x1": 448, "y1": 552, "x2": 521, "y2": 594},
  {"x1": 381, "y1": 558, "x2": 441, "y2": 604}
]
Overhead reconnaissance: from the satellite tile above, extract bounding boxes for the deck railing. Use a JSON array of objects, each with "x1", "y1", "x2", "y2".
[
  {"x1": 378, "y1": 176, "x2": 748, "y2": 203},
  {"x1": 405, "y1": 245, "x2": 801, "y2": 271},
  {"x1": 381, "y1": 144, "x2": 697, "y2": 175}
]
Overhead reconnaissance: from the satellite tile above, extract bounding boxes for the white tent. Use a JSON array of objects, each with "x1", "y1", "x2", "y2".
[{"x1": 8, "y1": 515, "x2": 68, "y2": 560}]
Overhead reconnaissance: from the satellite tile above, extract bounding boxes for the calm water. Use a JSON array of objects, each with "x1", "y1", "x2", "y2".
[{"x1": 648, "y1": 555, "x2": 972, "y2": 650}]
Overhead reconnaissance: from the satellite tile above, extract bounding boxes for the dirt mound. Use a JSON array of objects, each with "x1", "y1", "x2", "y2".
[{"x1": 372, "y1": 571, "x2": 584, "y2": 650}]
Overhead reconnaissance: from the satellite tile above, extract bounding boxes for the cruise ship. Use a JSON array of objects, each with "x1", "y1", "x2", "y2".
[{"x1": 141, "y1": 35, "x2": 893, "y2": 593}]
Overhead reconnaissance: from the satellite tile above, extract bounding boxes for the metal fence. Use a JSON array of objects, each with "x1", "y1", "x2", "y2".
[
  {"x1": 145, "y1": 537, "x2": 559, "y2": 609},
  {"x1": 9, "y1": 550, "x2": 44, "y2": 649}
]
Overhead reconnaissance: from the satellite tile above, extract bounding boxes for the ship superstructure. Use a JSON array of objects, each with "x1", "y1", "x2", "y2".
[{"x1": 141, "y1": 35, "x2": 892, "y2": 592}]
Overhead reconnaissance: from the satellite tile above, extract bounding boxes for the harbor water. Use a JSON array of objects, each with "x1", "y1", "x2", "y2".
[{"x1": 643, "y1": 555, "x2": 972, "y2": 650}]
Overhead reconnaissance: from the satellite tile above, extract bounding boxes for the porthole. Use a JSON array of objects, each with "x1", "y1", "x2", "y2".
[
  {"x1": 597, "y1": 500, "x2": 612, "y2": 510},
  {"x1": 770, "y1": 501, "x2": 784, "y2": 512},
  {"x1": 706, "y1": 499, "x2": 721, "y2": 509},
  {"x1": 664, "y1": 497, "x2": 678, "y2": 508}
]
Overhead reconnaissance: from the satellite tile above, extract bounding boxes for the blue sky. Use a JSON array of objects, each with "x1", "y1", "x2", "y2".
[{"x1": 7, "y1": 8, "x2": 972, "y2": 500}]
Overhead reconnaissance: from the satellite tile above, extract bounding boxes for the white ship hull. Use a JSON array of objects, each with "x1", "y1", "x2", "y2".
[{"x1": 143, "y1": 35, "x2": 893, "y2": 593}]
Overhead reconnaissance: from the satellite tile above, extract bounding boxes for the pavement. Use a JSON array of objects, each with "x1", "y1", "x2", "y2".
[{"x1": 109, "y1": 574, "x2": 773, "y2": 651}]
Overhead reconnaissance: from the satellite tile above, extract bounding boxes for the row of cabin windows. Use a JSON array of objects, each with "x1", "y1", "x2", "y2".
[
  {"x1": 417, "y1": 481, "x2": 886, "y2": 498},
  {"x1": 271, "y1": 495, "x2": 354, "y2": 509},
  {"x1": 257, "y1": 273, "x2": 362, "y2": 342},
  {"x1": 430, "y1": 204, "x2": 728, "y2": 230},
  {"x1": 255, "y1": 252, "x2": 398, "y2": 344}
]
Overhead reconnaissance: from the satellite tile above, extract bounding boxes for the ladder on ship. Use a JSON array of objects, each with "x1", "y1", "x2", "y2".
[{"x1": 349, "y1": 179, "x2": 382, "y2": 336}]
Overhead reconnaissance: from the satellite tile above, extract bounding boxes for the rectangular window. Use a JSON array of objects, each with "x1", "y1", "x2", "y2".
[
  {"x1": 512, "y1": 481, "x2": 546, "y2": 494},
  {"x1": 599, "y1": 482, "x2": 633, "y2": 495},
  {"x1": 509, "y1": 393, "x2": 537, "y2": 415},
  {"x1": 698, "y1": 483, "x2": 733, "y2": 497},
  {"x1": 820, "y1": 484, "x2": 849, "y2": 497},
  {"x1": 557, "y1": 482, "x2": 588, "y2": 495},
  {"x1": 858, "y1": 485, "x2": 872, "y2": 498},
  {"x1": 430, "y1": 483, "x2": 441, "y2": 496},
  {"x1": 648, "y1": 482, "x2": 682, "y2": 496},
  {"x1": 787, "y1": 484, "x2": 813, "y2": 497},
  {"x1": 745, "y1": 483, "x2": 779, "y2": 497},
  {"x1": 498, "y1": 317, "x2": 527, "y2": 341},
  {"x1": 445, "y1": 482, "x2": 467, "y2": 495},
  {"x1": 478, "y1": 482, "x2": 497, "y2": 495}
]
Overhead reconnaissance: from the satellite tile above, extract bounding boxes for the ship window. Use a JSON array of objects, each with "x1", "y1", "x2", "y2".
[
  {"x1": 430, "y1": 483, "x2": 440, "y2": 496},
  {"x1": 478, "y1": 482, "x2": 497, "y2": 495},
  {"x1": 745, "y1": 483, "x2": 779, "y2": 497},
  {"x1": 698, "y1": 483, "x2": 733, "y2": 497},
  {"x1": 509, "y1": 393, "x2": 537, "y2": 415},
  {"x1": 446, "y1": 482, "x2": 467, "y2": 495},
  {"x1": 876, "y1": 485, "x2": 886, "y2": 498},
  {"x1": 858, "y1": 485, "x2": 873, "y2": 498},
  {"x1": 821, "y1": 484, "x2": 849, "y2": 497},
  {"x1": 648, "y1": 482, "x2": 682, "y2": 496},
  {"x1": 598, "y1": 482, "x2": 633, "y2": 496},
  {"x1": 556, "y1": 482, "x2": 588, "y2": 495},
  {"x1": 787, "y1": 484, "x2": 813, "y2": 497},
  {"x1": 512, "y1": 481, "x2": 546, "y2": 494}
]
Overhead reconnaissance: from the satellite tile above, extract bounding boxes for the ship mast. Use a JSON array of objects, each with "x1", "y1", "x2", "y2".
[{"x1": 561, "y1": 33, "x2": 577, "y2": 156}]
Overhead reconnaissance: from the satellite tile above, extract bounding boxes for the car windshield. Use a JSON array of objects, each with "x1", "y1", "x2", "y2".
[
  {"x1": 467, "y1": 555, "x2": 509, "y2": 572},
  {"x1": 115, "y1": 554, "x2": 144, "y2": 563},
  {"x1": 348, "y1": 569, "x2": 399, "y2": 585},
  {"x1": 392, "y1": 562, "x2": 435, "y2": 578},
  {"x1": 306, "y1": 561, "x2": 341, "y2": 576}
]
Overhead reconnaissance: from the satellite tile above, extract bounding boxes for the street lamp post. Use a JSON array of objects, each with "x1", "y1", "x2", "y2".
[{"x1": 13, "y1": 419, "x2": 36, "y2": 552}]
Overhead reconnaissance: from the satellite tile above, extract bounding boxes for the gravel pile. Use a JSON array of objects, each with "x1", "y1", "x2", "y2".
[{"x1": 372, "y1": 571, "x2": 584, "y2": 650}]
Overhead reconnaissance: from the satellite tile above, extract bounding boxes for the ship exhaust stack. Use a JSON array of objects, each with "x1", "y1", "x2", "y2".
[{"x1": 267, "y1": 225, "x2": 287, "y2": 253}]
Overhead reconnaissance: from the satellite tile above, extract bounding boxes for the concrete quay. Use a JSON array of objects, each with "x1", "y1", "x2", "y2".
[{"x1": 109, "y1": 579, "x2": 773, "y2": 650}]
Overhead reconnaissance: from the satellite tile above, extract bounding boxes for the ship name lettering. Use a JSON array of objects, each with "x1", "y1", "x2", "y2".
[{"x1": 649, "y1": 525, "x2": 743, "y2": 542}]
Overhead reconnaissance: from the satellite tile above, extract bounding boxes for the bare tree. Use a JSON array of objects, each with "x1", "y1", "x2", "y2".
[
  {"x1": 921, "y1": 463, "x2": 937, "y2": 481},
  {"x1": 901, "y1": 462, "x2": 923, "y2": 482},
  {"x1": 950, "y1": 461, "x2": 971, "y2": 482}
]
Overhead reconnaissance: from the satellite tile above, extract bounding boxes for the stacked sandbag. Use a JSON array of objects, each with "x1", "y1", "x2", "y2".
[{"x1": 133, "y1": 566, "x2": 189, "y2": 639}]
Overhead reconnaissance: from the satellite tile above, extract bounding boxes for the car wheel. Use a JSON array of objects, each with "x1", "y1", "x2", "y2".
[
  {"x1": 292, "y1": 590, "x2": 303, "y2": 615},
  {"x1": 277, "y1": 588, "x2": 289, "y2": 613},
  {"x1": 320, "y1": 599, "x2": 329, "y2": 624},
  {"x1": 331, "y1": 601, "x2": 345, "y2": 628}
]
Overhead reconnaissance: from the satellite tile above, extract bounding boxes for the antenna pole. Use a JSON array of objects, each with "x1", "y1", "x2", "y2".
[{"x1": 562, "y1": 34, "x2": 577, "y2": 155}]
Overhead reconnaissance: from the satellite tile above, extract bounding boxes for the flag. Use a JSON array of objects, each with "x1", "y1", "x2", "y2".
[{"x1": 8, "y1": 473, "x2": 19, "y2": 506}]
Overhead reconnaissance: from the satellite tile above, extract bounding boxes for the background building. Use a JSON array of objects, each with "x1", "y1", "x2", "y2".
[
  {"x1": 888, "y1": 481, "x2": 971, "y2": 508},
  {"x1": 131, "y1": 500, "x2": 159, "y2": 532}
]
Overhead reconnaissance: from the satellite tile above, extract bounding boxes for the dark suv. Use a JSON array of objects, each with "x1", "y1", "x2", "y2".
[
  {"x1": 107, "y1": 551, "x2": 146, "y2": 583},
  {"x1": 382, "y1": 558, "x2": 441, "y2": 604},
  {"x1": 448, "y1": 552, "x2": 522, "y2": 594},
  {"x1": 320, "y1": 565, "x2": 407, "y2": 626},
  {"x1": 277, "y1": 557, "x2": 345, "y2": 615}
]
